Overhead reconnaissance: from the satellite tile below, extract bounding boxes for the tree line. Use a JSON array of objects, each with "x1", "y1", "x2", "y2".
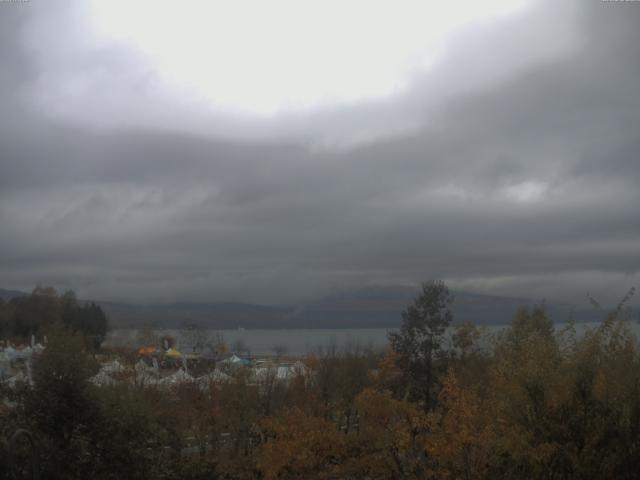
[
  {"x1": 1, "y1": 281, "x2": 639, "y2": 479},
  {"x1": 0, "y1": 286, "x2": 108, "y2": 349}
]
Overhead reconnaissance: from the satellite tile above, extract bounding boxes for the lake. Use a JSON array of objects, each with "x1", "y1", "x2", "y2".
[
  {"x1": 104, "y1": 321, "x2": 640, "y2": 356},
  {"x1": 105, "y1": 328, "x2": 392, "y2": 355}
]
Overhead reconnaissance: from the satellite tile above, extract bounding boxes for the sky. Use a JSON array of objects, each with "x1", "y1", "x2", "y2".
[{"x1": 0, "y1": 0, "x2": 639, "y2": 307}]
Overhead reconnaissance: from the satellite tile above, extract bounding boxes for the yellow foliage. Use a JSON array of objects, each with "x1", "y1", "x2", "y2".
[
  {"x1": 427, "y1": 369, "x2": 496, "y2": 479},
  {"x1": 256, "y1": 409, "x2": 345, "y2": 480}
]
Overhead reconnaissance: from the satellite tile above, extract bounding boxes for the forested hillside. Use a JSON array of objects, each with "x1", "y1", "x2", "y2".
[{"x1": 1, "y1": 282, "x2": 639, "y2": 479}]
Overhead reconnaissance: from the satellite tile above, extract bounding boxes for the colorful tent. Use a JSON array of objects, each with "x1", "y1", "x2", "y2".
[
  {"x1": 137, "y1": 346, "x2": 156, "y2": 356},
  {"x1": 165, "y1": 348, "x2": 182, "y2": 359}
]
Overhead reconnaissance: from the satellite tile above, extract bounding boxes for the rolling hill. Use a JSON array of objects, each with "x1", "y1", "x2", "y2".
[{"x1": 0, "y1": 286, "x2": 615, "y2": 329}]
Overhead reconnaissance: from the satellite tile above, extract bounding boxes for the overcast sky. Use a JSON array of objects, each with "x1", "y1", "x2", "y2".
[{"x1": 1, "y1": 0, "x2": 639, "y2": 306}]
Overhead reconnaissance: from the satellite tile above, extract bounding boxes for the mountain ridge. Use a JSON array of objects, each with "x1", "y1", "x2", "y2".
[{"x1": 0, "y1": 286, "x2": 614, "y2": 329}]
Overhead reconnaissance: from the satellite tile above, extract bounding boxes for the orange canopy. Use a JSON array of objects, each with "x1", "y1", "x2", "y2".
[{"x1": 137, "y1": 346, "x2": 156, "y2": 356}]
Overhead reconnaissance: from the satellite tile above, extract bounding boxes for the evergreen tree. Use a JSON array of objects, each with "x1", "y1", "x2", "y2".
[{"x1": 388, "y1": 280, "x2": 454, "y2": 411}]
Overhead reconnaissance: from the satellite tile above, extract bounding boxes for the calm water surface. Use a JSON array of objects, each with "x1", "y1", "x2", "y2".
[{"x1": 104, "y1": 321, "x2": 640, "y2": 356}]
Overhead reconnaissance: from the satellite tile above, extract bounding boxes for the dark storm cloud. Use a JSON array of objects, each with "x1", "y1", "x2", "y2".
[{"x1": 0, "y1": 0, "x2": 639, "y2": 305}]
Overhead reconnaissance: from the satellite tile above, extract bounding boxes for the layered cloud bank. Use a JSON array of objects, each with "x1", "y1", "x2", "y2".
[{"x1": 0, "y1": 1, "x2": 638, "y2": 306}]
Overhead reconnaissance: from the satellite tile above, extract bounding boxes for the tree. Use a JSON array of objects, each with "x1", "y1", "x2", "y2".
[
  {"x1": 181, "y1": 322, "x2": 212, "y2": 354},
  {"x1": 233, "y1": 339, "x2": 250, "y2": 355},
  {"x1": 4, "y1": 287, "x2": 108, "y2": 348},
  {"x1": 211, "y1": 331, "x2": 228, "y2": 356},
  {"x1": 0, "y1": 298, "x2": 10, "y2": 339},
  {"x1": 9, "y1": 286, "x2": 62, "y2": 338},
  {"x1": 20, "y1": 327, "x2": 100, "y2": 478},
  {"x1": 91, "y1": 385, "x2": 169, "y2": 478},
  {"x1": 507, "y1": 305, "x2": 554, "y2": 349},
  {"x1": 388, "y1": 280, "x2": 454, "y2": 411},
  {"x1": 272, "y1": 344, "x2": 288, "y2": 358},
  {"x1": 334, "y1": 344, "x2": 373, "y2": 434},
  {"x1": 217, "y1": 369, "x2": 260, "y2": 459},
  {"x1": 309, "y1": 343, "x2": 339, "y2": 419},
  {"x1": 7, "y1": 326, "x2": 172, "y2": 479},
  {"x1": 257, "y1": 408, "x2": 345, "y2": 480},
  {"x1": 349, "y1": 388, "x2": 430, "y2": 479},
  {"x1": 427, "y1": 369, "x2": 496, "y2": 480},
  {"x1": 137, "y1": 321, "x2": 159, "y2": 347},
  {"x1": 451, "y1": 321, "x2": 483, "y2": 358}
]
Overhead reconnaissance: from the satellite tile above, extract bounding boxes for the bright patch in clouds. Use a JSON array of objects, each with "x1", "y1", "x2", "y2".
[
  {"x1": 503, "y1": 180, "x2": 547, "y2": 203},
  {"x1": 89, "y1": 0, "x2": 529, "y2": 115}
]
